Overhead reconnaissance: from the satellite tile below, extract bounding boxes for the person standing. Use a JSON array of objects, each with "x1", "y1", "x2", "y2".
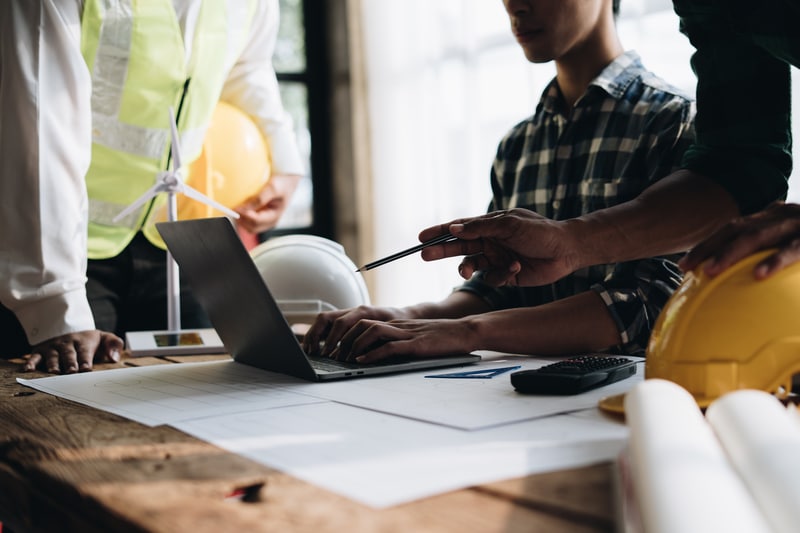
[{"x1": 0, "y1": 0, "x2": 305, "y2": 372}]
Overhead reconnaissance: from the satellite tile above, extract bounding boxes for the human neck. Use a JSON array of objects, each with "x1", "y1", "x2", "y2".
[{"x1": 554, "y1": 19, "x2": 624, "y2": 110}]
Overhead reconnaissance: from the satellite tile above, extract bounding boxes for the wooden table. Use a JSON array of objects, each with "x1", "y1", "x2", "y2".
[{"x1": 0, "y1": 355, "x2": 618, "y2": 533}]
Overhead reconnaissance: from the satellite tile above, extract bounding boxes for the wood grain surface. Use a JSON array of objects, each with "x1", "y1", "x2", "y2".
[{"x1": 0, "y1": 357, "x2": 615, "y2": 533}]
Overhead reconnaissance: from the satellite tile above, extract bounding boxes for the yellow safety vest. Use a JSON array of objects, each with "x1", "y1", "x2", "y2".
[{"x1": 81, "y1": 0, "x2": 256, "y2": 258}]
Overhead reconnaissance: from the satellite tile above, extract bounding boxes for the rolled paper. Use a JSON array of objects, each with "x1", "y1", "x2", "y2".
[
  {"x1": 624, "y1": 379, "x2": 771, "y2": 533},
  {"x1": 706, "y1": 389, "x2": 800, "y2": 533}
]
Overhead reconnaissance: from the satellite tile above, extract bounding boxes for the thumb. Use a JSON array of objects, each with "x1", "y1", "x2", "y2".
[{"x1": 98, "y1": 333, "x2": 124, "y2": 363}]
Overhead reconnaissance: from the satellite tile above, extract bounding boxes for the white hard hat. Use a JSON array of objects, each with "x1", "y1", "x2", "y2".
[{"x1": 249, "y1": 235, "x2": 370, "y2": 323}]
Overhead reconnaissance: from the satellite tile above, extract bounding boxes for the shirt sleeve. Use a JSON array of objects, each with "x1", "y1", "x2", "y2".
[
  {"x1": 673, "y1": 0, "x2": 791, "y2": 215},
  {"x1": 455, "y1": 271, "x2": 529, "y2": 311},
  {"x1": 639, "y1": 92, "x2": 696, "y2": 185},
  {"x1": 591, "y1": 258, "x2": 684, "y2": 356},
  {"x1": 0, "y1": 1, "x2": 96, "y2": 345},
  {"x1": 219, "y1": 0, "x2": 305, "y2": 177}
]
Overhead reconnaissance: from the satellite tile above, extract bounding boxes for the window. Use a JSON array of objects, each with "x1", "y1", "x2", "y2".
[{"x1": 270, "y1": 0, "x2": 334, "y2": 238}]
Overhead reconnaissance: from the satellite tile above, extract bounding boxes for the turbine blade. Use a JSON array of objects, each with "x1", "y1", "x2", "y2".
[
  {"x1": 180, "y1": 183, "x2": 241, "y2": 219},
  {"x1": 112, "y1": 182, "x2": 164, "y2": 222}
]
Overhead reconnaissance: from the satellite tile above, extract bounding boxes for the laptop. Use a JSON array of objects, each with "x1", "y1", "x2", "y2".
[{"x1": 156, "y1": 217, "x2": 481, "y2": 381}]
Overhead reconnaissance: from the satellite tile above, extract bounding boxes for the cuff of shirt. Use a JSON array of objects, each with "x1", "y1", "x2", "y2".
[
  {"x1": 269, "y1": 128, "x2": 306, "y2": 177},
  {"x1": 13, "y1": 289, "x2": 95, "y2": 346},
  {"x1": 591, "y1": 285, "x2": 648, "y2": 356},
  {"x1": 455, "y1": 271, "x2": 517, "y2": 310},
  {"x1": 590, "y1": 258, "x2": 683, "y2": 356},
  {"x1": 681, "y1": 145, "x2": 789, "y2": 215}
]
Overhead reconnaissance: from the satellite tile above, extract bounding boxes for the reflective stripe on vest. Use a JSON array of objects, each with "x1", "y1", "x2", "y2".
[{"x1": 81, "y1": 0, "x2": 255, "y2": 259}]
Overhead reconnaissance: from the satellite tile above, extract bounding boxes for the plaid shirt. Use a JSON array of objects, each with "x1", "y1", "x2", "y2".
[
  {"x1": 674, "y1": 0, "x2": 794, "y2": 214},
  {"x1": 458, "y1": 51, "x2": 695, "y2": 355}
]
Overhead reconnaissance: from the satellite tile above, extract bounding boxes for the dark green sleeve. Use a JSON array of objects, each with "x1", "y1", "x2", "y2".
[{"x1": 673, "y1": 0, "x2": 792, "y2": 214}]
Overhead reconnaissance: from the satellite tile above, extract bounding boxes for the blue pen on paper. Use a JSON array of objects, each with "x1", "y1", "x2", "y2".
[{"x1": 425, "y1": 365, "x2": 521, "y2": 379}]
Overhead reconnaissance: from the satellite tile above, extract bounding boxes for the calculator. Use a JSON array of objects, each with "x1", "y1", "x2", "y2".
[{"x1": 510, "y1": 355, "x2": 637, "y2": 395}]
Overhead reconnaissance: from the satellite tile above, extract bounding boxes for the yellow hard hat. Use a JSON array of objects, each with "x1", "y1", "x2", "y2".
[
  {"x1": 645, "y1": 249, "x2": 800, "y2": 407},
  {"x1": 179, "y1": 101, "x2": 271, "y2": 219}
]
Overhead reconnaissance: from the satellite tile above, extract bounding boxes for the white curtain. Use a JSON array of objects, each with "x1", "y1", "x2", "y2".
[{"x1": 358, "y1": 0, "x2": 797, "y2": 307}]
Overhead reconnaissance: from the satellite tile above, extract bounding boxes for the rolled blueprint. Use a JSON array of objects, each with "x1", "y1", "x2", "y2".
[
  {"x1": 624, "y1": 379, "x2": 771, "y2": 533},
  {"x1": 706, "y1": 389, "x2": 800, "y2": 533}
]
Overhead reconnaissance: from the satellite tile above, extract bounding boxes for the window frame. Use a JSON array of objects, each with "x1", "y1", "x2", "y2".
[{"x1": 268, "y1": 0, "x2": 335, "y2": 240}]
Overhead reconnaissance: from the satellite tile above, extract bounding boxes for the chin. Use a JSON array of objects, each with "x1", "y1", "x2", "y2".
[
  {"x1": 523, "y1": 51, "x2": 555, "y2": 64},
  {"x1": 521, "y1": 46, "x2": 555, "y2": 64}
]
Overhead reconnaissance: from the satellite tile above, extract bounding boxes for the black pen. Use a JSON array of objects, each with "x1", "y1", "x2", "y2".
[{"x1": 356, "y1": 233, "x2": 458, "y2": 272}]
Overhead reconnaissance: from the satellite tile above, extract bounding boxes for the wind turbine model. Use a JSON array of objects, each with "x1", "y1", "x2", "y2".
[{"x1": 114, "y1": 108, "x2": 240, "y2": 356}]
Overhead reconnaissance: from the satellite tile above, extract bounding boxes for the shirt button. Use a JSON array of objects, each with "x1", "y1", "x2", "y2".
[{"x1": 552, "y1": 200, "x2": 560, "y2": 210}]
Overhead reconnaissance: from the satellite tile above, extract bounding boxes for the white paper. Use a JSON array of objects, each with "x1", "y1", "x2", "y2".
[
  {"x1": 18, "y1": 360, "x2": 324, "y2": 426},
  {"x1": 176, "y1": 402, "x2": 628, "y2": 508},
  {"x1": 19, "y1": 355, "x2": 644, "y2": 430},
  {"x1": 239, "y1": 355, "x2": 645, "y2": 430},
  {"x1": 624, "y1": 379, "x2": 771, "y2": 533}
]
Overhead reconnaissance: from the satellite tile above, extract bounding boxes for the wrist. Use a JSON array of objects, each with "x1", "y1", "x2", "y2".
[
  {"x1": 269, "y1": 173, "x2": 301, "y2": 195},
  {"x1": 403, "y1": 301, "x2": 450, "y2": 320},
  {"x1": 560, "y1": 217, "x2": 601, "y2": 271},
  {"x1": 405, "y1": 292, "x2": 489, "y2": 320},
  {"x1": 460, "y1": 314, "x2": 487, "y2": 352}
]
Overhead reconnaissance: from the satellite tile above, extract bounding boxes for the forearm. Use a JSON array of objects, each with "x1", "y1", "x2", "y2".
[
  {"x1": 568, "y1": 169, "x2": 739, "y2": 268},
  {"x1": 404, "y1": 290, "x2": 491, "y2": 320},
  {"x1": 469, "y1": 291, "x2": 621, "y2": 356}
]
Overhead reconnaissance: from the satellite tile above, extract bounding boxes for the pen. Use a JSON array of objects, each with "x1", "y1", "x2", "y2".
[{"x1": 356, "y1": 232, "x2": 458, "y2": 272}]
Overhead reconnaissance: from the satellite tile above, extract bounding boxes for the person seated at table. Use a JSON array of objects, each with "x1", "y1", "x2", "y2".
[
  {"x1": 303, "y1": 0, "x2": 696, "y2": 363},
  {"x1": 408, "y1": 1, "x2": 794, "y2": 291}
]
